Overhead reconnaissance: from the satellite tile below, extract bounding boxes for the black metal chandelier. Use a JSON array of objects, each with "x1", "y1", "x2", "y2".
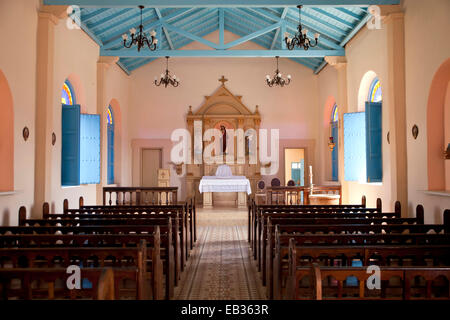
[
  {"x1": 284, "y1": 5, "x2": 320, "y2": 51},
  {"x1": 122, "y1": 5, "x2": 158, "y2": 52},
  {"x1": 266, "y1": 56, "x2": 291, "y2": 87},
  {"x1": 155, "y1": 56, "x2": 180, "y2": 88}
]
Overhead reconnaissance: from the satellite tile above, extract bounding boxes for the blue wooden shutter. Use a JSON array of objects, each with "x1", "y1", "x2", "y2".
[
  {"x1": 107, "y1": 123, "x2": 114, "y2": 185},
  {"x1": 80, "y1": 114, "x2": 101, "y2": 184},
  {"x1": 61, "y1": 104, "x2": 81, "y2": 186},
  {"x1": 344, "y1": 112, "x2": 366, "y2": 181},
  {"x1": 365, "y1": 102, "x2": 382, "y2": 182},
  {"x1": 331, "y1": 123, "x2": 339, "y2": 181}
]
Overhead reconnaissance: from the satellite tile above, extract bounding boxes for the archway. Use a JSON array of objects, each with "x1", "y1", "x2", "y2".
[
  {"x1": 0, "y1": 69, "x2": 14, "y2": 192},
  {"x1": 427, "y1": 58, "x2": 450, "y2": 191}
]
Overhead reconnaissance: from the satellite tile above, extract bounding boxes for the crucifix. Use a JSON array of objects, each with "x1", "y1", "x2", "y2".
[{"x1": 218, "y1": 75, "x2": 228, "y2": 86}]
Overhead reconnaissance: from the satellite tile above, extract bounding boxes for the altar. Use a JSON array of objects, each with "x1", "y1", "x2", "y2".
[
  {"x1": 199, "y1": 165, "x2": 252, "y2": 208},
  {"x1": 185, "y1": 76, "x2": 262, "y2": 208}
]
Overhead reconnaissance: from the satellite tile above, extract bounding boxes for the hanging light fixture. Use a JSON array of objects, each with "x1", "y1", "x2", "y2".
[
  {"x1": 284, "y1": 5, "x2": 320, "y2": 51},
  {"x1": 122, "y1": 5, "x2": 158, "y2": 52},
  {"x1": 154, "y1": 56, "x2": 180, "y2": 88},
  {"x1": 266, "y1": 56, "x2": 291, "y2": 87}
]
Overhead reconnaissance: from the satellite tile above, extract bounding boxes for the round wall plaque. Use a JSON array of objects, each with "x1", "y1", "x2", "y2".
[
  {"x1": 22, "y1": 127, "x2": 29, "y2": 141},
  {"x1": 412, "y1": 125, "x2": 419, "y2": 139}
]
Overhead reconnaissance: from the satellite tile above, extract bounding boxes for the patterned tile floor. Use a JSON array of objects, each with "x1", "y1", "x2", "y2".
[{"x1": 174, "y1": 208, "x2": 266, "y2": 300}]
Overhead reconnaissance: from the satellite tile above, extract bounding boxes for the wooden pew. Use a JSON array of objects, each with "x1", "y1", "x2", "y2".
[
  {"x1": 287, "y1": 246, "x2": 450, "y2": 300},
  {"x1": 0, "y1": 239, "x2": 158, "y2": 299},
  {"x1": 249, "y1": 195, "x2": 371, "y2": 232},
  {"x1": 0, "y1": 267, "x2": 135, "y2": 300},
  {"x1": 256, "y1": 202, "x2": 405, "y2": 272},
  {"x1": 251, "y1": 196, "x2": 384, "y2": 257},
  {"x1": 74, "y1": 197, "x2": 195, "y2": 256},
  {"x1": 271, "y1": 225, "x2": 450, "y2": 300},
  {"x1": 256, "y1": 202, "x2": 409, "y2": 286},
  {"x1": 0, "y1": 230, "x2": 174, "y2": 299},
  {"x1": 28, "y1": 204, "x2": 184, "y2": 283}
]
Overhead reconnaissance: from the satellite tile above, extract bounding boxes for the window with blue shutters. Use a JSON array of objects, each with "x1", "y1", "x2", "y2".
[
  {"x1": 61, "y1": 104, "x2": 81, "y2": 186},
  {"x1": 80, "y1": 114, "x2": 101, "y2": 184},
  {"x1": 344, "y1": 112, "x2": 366, "y2": 182},
  {"x1": 365, "y1": 77, "x2": 383, "y2": 182},
  {"x1": 331, "y1": 104, "x2": 339, "y2": 181},
  {"x1": 107, "y1": 106, "x2": 114, "y2": 185},
  {"x1": 343, "y1": 77, "x2": 383, "y2": 183},
  {"x1": 60, "y1": 79, "x2": 100, "y2": 186}
]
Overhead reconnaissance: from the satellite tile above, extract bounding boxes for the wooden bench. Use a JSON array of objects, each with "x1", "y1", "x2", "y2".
[
  {"x1": 0, "y1": 230, "x2": 175, "y2": 299},
  {"x1": 0, "y1": 240, "x2": 158, "y2": 299},
  {"x1": 270, "y1": 225, "x2": 450, "y2": 300},
  {"x1": 287, "y1": 243, "x2": 450, "y2": 300},
  {"x1": 74, "y1": 197, "x2": 195, "y2": 255},
  {"x1": 28, "y1": 205, "x2": 184, "y2": 283},
  {"x1": 263, "y1": 212, "x2": 437, "y2": 292},
  {"x1": 247, "y1": 195, "x2": 369, "y2": 243},
  {"x1": 250, "y1": 196, "x2": 384, "y2": 253},
  {"x1": 0, "y1": 267, "x2": 134, "y2": 300},
  {"x1": 255, "y1": 202, "x2": 404, "y2": 268}
]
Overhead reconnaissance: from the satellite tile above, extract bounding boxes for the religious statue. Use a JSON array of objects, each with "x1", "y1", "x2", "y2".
[{"x1": 220, "y1": 125, "x2": 227, "y2": 155}]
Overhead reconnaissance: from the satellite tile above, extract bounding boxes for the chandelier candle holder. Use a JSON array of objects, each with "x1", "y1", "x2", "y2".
[
  {"x1": 266, "y1": 56, "x2": 291, "y2": 87},
  {"x1": 154, "y1": 56, "x2": 180, "y2": 88},
  {"x1": 122, "y1": 5, "x2": 158, "y2": 52},
  {"x1": 284, "y1": 5, "x2": 319, "y2": 51}
]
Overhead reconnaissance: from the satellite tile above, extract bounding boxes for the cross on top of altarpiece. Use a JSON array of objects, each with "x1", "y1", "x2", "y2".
[{"x1": 218, "y1": 75, "x2": 228, "y2": 86}]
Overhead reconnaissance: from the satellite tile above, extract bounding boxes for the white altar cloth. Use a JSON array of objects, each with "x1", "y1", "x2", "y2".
[{"x1": 199, "y1": 176, "x2": 252, "y2": 195}]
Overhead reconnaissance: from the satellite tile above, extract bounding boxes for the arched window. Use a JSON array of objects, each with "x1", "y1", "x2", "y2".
[
  {"x1": 368, "y1": 78, "x2": 382, "y2": 102},
  {"x1": 365, "y1": 77, "x2": 383, "y2": 182},
  {"x1": 331, "y1": 104, "x2": 339, "y2": 181},
  {"x1": 107, "y1": 106, "x2": 114, "y2": 185},
  {"x1": 61, "y1": 80, "x2": 76, "y2": 105}
]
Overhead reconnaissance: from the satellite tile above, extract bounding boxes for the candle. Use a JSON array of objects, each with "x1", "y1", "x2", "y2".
[{"x1": 309, "y1": 165, "x2": 313, "y2": 185}]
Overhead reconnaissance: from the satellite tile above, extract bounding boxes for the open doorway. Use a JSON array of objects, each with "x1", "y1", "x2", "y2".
[{"x1": 284, "y1": 148, "x2": 305, "y2": 186}]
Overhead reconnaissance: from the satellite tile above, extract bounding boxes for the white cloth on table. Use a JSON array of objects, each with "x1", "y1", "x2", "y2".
[
  {"x1": 199, "y1": 176, "x2": 252, "y2": 195},
  {"x1": 215, "y1": 164, "x2": 233, "y2": 177}
]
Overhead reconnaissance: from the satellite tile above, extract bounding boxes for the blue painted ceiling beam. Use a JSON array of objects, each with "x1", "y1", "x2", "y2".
[
  {"x1": 155, "y1": 8, "x2": 174, "y2": 49},
  {"x1": 100, "y1": 49, "x2": 345, "y2": 58},
  {"x1": 81, "y1": 8, "x2": 110, "y2": 23},
  {"x1": 222, "y1": 23, "x2": 280, "y2": 49},
  {"x1": 310, "y1": 7, "x2": 356, "y2": 29},
  {"x1": 44, "y1": 0, "x2": 400, "y2": 7},
  {"x1": 270, "y1": 7, "x2": 288, "y2": 49},
  {"x1": 219, "y1": 8, "x2": 224, "y2": 45},
  {"x1": 162, "y1": 21, "x2": 221, "y2": 49},
  {"x1": 87, "y1": 8, "x2": 131, "y2": 31}
]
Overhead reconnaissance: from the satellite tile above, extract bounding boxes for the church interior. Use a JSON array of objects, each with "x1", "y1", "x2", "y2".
[{"x1": 0, "y1": 0, "x2": 450, "y2": 303}]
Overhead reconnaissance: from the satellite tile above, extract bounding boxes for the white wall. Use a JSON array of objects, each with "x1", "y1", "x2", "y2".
[
  {"x1": 404, "y1": 0, "x2": 450, "y2": 222},
  {"x1": 0, "y1": 0, "x2": 39, "y2": 225}
]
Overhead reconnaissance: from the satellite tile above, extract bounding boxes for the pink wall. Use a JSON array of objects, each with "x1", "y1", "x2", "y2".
[
  {"x1": 405, "y1": 0, "x2": 450, "y2": 222},
  {"x1": 0, "y1": 0, "x2": 38, "y2": 225},
  {"x1": 0, "y1": 70, "x2": 14, "y2": 192}
]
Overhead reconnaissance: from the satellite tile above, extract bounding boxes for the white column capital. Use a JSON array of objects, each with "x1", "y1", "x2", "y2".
[
  {"x1": 98, "y1": 56, "x2": 120, "y2": 69},
  {"x1": 39, "y1": 5, "x2": 69, "y2": 25},
  {"x1": 325, "y1": 56, "x2": 347, "y2": 69}
]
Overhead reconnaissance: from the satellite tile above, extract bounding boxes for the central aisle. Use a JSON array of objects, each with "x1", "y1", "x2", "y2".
[{"x1": 174, "y1": 208, "x2": 266, "y2": 300}]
